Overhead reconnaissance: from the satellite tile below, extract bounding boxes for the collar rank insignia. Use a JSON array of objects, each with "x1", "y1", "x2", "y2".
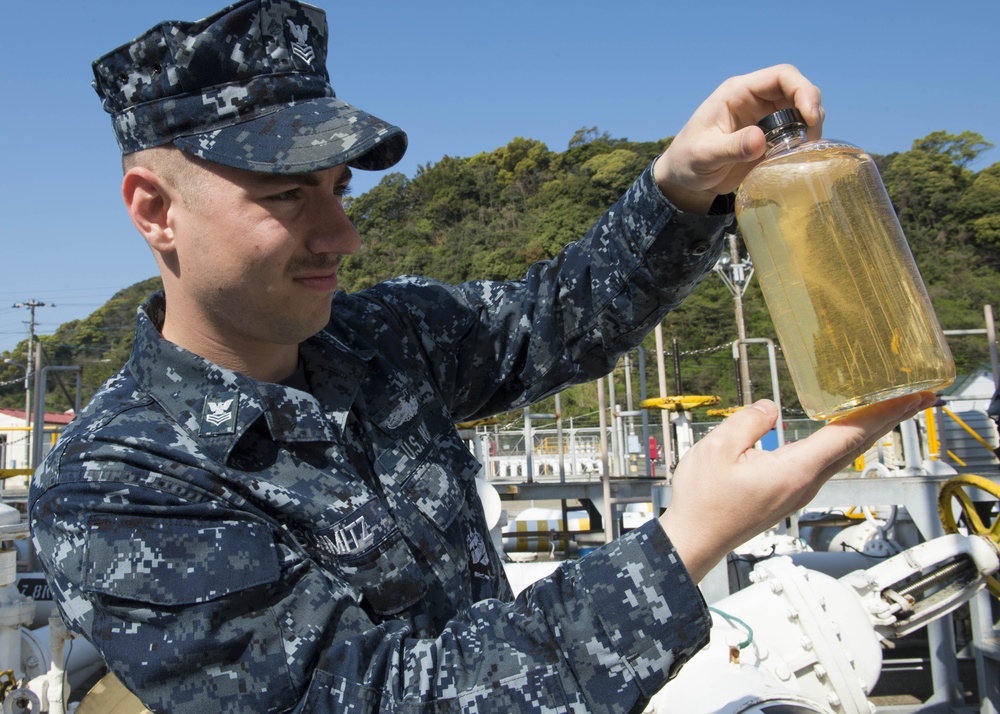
[
  {"x1": 201, "y1": 392, "x2": 239, "y2": 436},
  {"x1": 286, "y1": 21, "x2": 315, "y2": 66}
]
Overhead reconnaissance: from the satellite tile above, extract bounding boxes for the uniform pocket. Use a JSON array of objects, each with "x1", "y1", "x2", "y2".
[
  {"x1": 330, "y1": 530, "x2": 427, "y2": 616},
  {"x1": 309, "y1": 498, "x2": 427, "y2": 617},
  {"x1": 81, "y1": 514, "x2": 279, "y2": 606},
  {"x1": 400, "y1": 459, "x2": 468, "y2": 533}
]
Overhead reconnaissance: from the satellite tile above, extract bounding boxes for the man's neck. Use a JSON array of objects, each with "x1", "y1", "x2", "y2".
[{"x1": 160, "y1": 314, "x2": 300, "y2": 384}]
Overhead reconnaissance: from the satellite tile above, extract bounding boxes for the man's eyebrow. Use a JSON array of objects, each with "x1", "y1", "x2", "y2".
[
  {"x1": 252, "y1": 173, "x2": 321, "y2": 187},
  {"x1": 251, "y1": 167, "x2": 353, "y2": 188}
]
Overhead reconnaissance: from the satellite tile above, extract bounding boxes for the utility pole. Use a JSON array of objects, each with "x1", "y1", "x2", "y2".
[
  {"x1": 713, "y1": 234, "x2": 754, "y2": 405},
  {"x1": 13, "y1": 300, "x2": 53, "y2": 468}
]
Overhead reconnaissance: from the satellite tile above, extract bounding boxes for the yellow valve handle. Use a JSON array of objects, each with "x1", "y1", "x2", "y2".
[
  {"x1": 640, "y1": 395, "x2": 721, "y2": 411},
  {"x1": 454, "y1": 417, "x2": 499, "y2": 429},
  {"x1": 938, "y1": 474, "x2": 1000, "y2": 598}
]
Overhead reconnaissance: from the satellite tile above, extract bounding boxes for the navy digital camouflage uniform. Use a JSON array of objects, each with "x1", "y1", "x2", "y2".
[{"x1": 30, "y1": 163, "x2": 730, "y2": 712}]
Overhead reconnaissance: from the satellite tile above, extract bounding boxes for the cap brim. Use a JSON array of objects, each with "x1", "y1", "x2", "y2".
[{"x1": 172, "y1": 96, "x2": 407, "y2": 174}]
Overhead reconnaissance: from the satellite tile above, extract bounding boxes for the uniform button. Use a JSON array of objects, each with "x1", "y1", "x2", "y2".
[{"x1": 667, "y1": 652, "x2": 690, "y2": 680}]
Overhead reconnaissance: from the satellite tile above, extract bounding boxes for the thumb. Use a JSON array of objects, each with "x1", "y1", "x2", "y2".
[
  {"x1": 705, "y1": 400, "x2": 778, "y2": 458},
  {"x1": 722, "y1": 125, "x2": 767, "y2": 163}
]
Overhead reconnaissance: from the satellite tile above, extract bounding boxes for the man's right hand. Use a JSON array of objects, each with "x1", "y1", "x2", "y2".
[{"x1": 652, "y1": 63, "x2": 825, "y2": 214}]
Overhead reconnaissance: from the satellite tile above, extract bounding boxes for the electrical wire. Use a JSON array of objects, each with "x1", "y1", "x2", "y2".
[{"x1": 709, "y1": 606, "x2": 754, "y2": 649}]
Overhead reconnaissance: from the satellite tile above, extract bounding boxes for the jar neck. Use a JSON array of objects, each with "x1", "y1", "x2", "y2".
[{"x1": 764, "y1": 126, "x2": 808, "y2": 158}]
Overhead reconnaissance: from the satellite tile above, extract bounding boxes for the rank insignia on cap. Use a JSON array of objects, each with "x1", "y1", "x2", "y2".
[
  {"x1": 201, "y1": 392, "x2": 239, "y2": 435},
  {"x1": 286, "y1": 20, "x2": 315, "y2": 65}
]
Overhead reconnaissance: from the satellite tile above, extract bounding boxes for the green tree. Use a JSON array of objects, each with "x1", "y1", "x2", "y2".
[
  {"x1": 912, "y1": 130, "x2": 993, "y2": 169},
  {"x1": 955, "y1": 163, "x2": 1000, "y2": 263},
  {"x1": 581, "y1": 149, "x2": 649, "y2": 202},
  {"x1": 882, "y1": 131, "x2": 991, "y2": 247}
]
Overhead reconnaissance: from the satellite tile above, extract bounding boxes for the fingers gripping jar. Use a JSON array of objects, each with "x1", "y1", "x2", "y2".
[{"x1": 735, "y1": 109, "x2": 954, "y2": 420}]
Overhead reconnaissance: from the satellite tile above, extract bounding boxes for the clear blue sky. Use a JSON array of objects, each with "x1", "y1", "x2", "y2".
[{"x1": 1, "y1": 0, "x2": 998, "y2": 356}]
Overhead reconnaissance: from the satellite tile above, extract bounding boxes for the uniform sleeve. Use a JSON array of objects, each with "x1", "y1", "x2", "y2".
[
  {"x1": 347, "y1": 163, "x2": 731, "y2": 421},
  {"x1": 31, "y1": 467, "x2": 709, "y2": 714}
]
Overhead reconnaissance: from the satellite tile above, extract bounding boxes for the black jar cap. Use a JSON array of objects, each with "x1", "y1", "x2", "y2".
[{"x1": 757, "y1": 108, "x2": 806, "y2": 133}]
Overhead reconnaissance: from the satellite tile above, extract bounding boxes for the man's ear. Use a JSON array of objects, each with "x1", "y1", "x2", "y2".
[{"x1": 122, "y1": 167, "x2": 176, "y2": 254}]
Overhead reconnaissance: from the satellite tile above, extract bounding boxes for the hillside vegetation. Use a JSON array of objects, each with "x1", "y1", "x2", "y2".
[{"x1": 2, "y1": 129, "x2": 997, "y2": 423}]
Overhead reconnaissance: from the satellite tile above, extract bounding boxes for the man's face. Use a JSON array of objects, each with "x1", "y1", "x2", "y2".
[{"x1": 161, "y1": 158, "x2": 361, "y2": 357}]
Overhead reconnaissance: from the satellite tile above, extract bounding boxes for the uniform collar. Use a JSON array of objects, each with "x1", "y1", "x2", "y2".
[{"x1": 129, "y1": 292, "x2": 372, "y2": 463}]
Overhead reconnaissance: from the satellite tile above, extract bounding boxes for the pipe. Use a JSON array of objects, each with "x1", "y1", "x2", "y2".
[
  {"x1": 653, "y1": 324, "x2": 672, "y2": 480},
  {"x1": 986, "y1": 304, "x2": 998, "y2": 386},
  {"x1": 731, "y1": 338, "x2": 784, "y2": 447},
  {"x1": 32, "y1": 365, "x2": 81, "y2": 468},
  {"x1": 637, "y1": 347, "x2": 653, "y2": 478},
  {"x1": 597, "y1": 377, "x2": 613, "y2": 544},
  {"x1": 45, "y1": 614, "x2": 68, "y2": 714},
  {"x1": 899, "y1": 416, "x2": 925, "y2": 476}
]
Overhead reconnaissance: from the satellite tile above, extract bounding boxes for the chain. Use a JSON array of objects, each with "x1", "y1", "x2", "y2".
[
  {"x1": 666, "y1": 343, "x2": 733, "y2": 357},
  {"x1": 0, "y1": 671, "x2": 17, "y2": 703},
  {"x1": 662, "y1": 341, "x2": 785, "y2": 358}
]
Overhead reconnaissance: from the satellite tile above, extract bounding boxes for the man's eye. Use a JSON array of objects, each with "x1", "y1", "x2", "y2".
[
  {"x1": 268, "y1": 189, "x2": 300, "y2": 201},
  {"x1": 335, "y1": 183, "x2": 353, "y2": 198}
]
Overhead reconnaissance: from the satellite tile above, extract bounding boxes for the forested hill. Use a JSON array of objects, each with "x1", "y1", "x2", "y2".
[{"x1": 2, "y1": 129, "x2": 998, "y2": 420}]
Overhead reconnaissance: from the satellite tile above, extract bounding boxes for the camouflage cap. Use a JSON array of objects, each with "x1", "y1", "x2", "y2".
[{"x1": 91, "y1": 0, "x2": 407, "y2": 173}]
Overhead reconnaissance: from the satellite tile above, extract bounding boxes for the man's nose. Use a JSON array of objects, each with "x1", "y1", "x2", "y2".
[{"x1": 306, "y1": 194, "x2": 361, "y2": 255}]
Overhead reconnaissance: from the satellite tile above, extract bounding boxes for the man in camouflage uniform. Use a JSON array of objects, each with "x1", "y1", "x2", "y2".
[{"x1": 28, "y1": 1, "x2": 934, "y2": 712}]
